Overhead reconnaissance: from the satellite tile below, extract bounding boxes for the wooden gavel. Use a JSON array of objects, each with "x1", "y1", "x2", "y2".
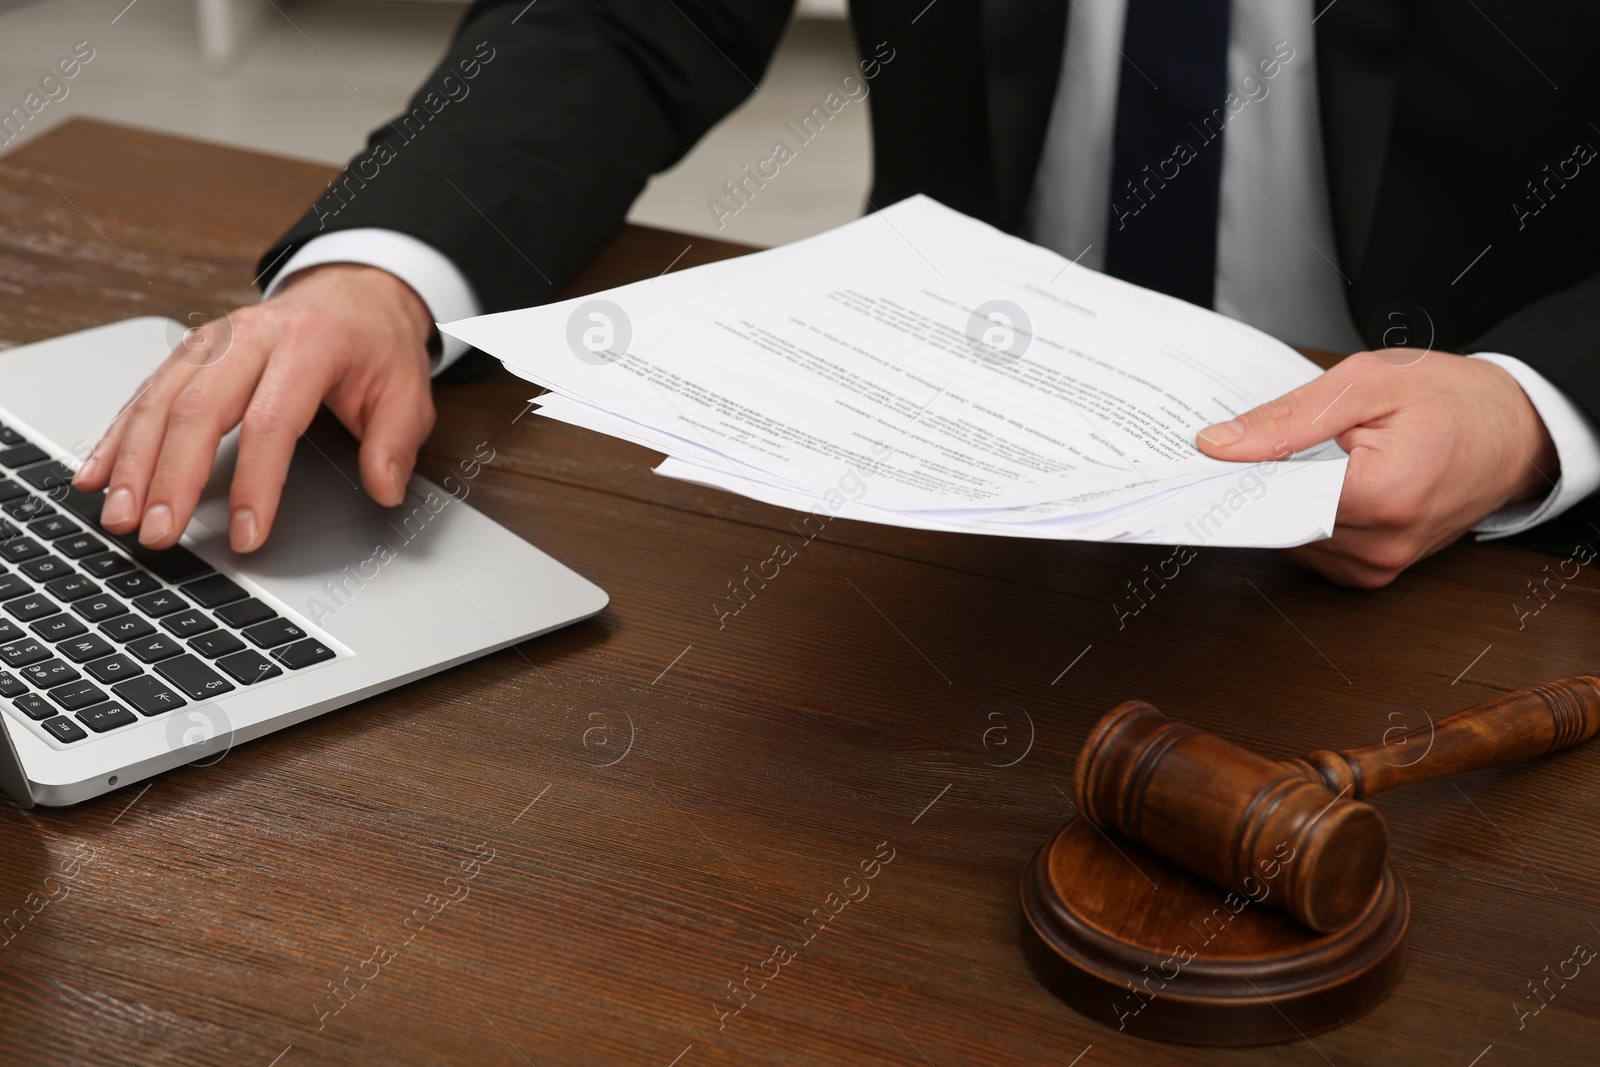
[{"x1": 1074, "y1": 677, "x2": 1600, "y2": 933}]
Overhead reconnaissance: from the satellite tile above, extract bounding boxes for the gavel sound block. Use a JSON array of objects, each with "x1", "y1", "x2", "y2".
[{"x1": 1021, "y1": 677, "x2": 1600, "y2": 1045}]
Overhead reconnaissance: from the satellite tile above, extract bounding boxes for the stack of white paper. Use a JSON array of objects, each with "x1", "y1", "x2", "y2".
[{"x1": 442, "y1": 196, "x2": 1347, "y2": 548}]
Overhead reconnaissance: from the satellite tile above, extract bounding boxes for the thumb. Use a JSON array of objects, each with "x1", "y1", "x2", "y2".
[
  {"x1": 355, "y1": 383, "x2": 437, "y2": 508},
  {"x1": 1196, "y1": 357, "x2": 1395, "y2": 461}
]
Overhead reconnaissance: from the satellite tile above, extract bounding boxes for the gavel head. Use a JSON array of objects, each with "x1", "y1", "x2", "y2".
[{"x1": 1074, "y1": 701, "x2": 1389, "y2": 933}]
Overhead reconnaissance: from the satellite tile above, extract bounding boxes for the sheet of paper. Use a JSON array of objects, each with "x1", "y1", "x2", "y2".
[
  {"x1": 444, "y1": 195, "x2": 1347, "y2": 547},
  {"x1": 652, "y1": 447, "x2": 1342, "y2": 548}
]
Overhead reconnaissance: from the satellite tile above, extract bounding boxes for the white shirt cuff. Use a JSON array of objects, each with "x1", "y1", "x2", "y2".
[
  {"x1": 1470, "y1": 353, "x2": 1600, "y2": 538},
  {"x1": 262, "y1": 228, "x2": 482, "y2": 375}
]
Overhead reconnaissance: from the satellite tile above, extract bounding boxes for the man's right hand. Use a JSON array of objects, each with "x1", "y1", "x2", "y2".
[{"x1": 71, "y1": 263, "x2": 437, "y2": 554}]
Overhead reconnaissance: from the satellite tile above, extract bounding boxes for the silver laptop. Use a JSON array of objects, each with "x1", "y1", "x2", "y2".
[{"x1": 0, "y1": 317, "x2": 607, "y2": 807}]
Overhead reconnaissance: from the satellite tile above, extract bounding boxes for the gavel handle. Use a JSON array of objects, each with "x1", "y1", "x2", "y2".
[{"x1": 1291, "y1": 676, "x2": 1600, "y2": 799}]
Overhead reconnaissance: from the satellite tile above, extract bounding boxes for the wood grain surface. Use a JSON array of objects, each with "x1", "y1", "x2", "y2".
[{"x1": 2, "y1": 120, "x2": 1598, "y2": 1067}]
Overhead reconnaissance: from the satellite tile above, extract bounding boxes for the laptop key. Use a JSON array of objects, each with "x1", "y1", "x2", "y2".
[
  {"x1": 28, "y1": 516, "x2": 80, "y2": 541},
  {"x1": 39, "y1": 715, "x2": 87, "y2": 743},
  {"x1": 188, "y1": 630, "x2": 245, "y2": 659},
  {"x1": 0, "y1": 444, "x2": 47, "y2": 469},
  {"x1": 242, "y1": 618, "x2": 305, "y2": 648},
  {"x1": 0, "y1": 574, "x2": 29, "y2": 600},
  {"x1": 0, "y1": 619, "x2": 20, "y2": 644},
  {"x1": 132, "y1": 590, "x2": 187, "y2": 618},
  {"x1": 160, "y1": 609, "x2": 217, "y2": 639},
  {"x1": 49, "y1": 679, "x2": 108, "y2": 712},
  {"x1": 112, "y1": 676, "x2": 185, "y2": 716},
  {"x1": 121, "y1": 541, "x2": 211, "y2": 585},
  {"x1": 20, "y1": 556, "x2": 72, "y2": 583},
  {"x1": 216, "y1": 650, "x2": 283, "y2": 686},
  {"x1": 0, "y1": 478, "x2": 27, "y2": 502},
  {"x1": 0, "y1": 537, "x2": 46, "y2": 563},
  {"x1": 0, "y1": 638, "x2": 51, "y2": 668},
  {"x1": 55, "y1": 534, "x2": 105, "y2": 560},
  {"x1": 107, "y1": 571, "x2": 161, "y2": 598},
  {"x1": 58, "y1": 634, "x2": 114, "y2": 663},
  {"x1": 44, "y1": 574, "x2": 98, "y2": 602},
  {"x1": 181, "y1": 573, "x2": 248, "y2": 609},
  {"x1": 79, "y1": 551, "x2": 133, "y2": 579},
  {"x1": 215, "y1": 598, "x2": 274, "y2": 629},
  {"x1": 31, "y1": 614, "x2": 88, "y2": 643},
  {"x1": 0, "y1": 425, "x2": 19, "y2": 447},
  {"x1": 99, "y1": 615, "x2": 155, "y2": 643},
  {"x1": 0, "y1": 671, "x2": 25, "y2": 698},
  {"x1": 51, "y1": 484, "x2": 112, "y2": 526},
  {"x1": 18, "y1": 462, "x2": 73, "y2": 493},
  {"x1": 2, "y1": 496, "x2": 51, "y2": 521},
  {"x1": 154, "y1": 654, "x2": 235, "y2": 701},
  {"x1": 5, "y1": 594, "x2": 57, "y2": 622},
  {"x1": 76, "y1": 702, "x2": 137, "y2": 733},
  {"x1": 14, "y1": 694, "x2": 55, "y2": 716},
  {"x1": 126, "y1": 634, "x2": 183, "y2": 663},
  {"x1": 22, "y1": 658, "x2": 80, "y2": 688},
  {"x1": 273, "y1": 638, "x2": 336, "y2": 670},
  {"x1": 13, "y1": 692, "x2": 55, "y2": 719},
  {"x1": 73, "y1": 594, "x2": 128, "y2": 623},
  {"x1": 84, "y1": 654, "x2": 141, "y2": 685}
]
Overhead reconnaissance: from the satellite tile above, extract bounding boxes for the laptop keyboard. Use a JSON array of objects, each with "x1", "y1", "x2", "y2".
[{"x1": 0, "y1": 420, "x2": 339, "y2": 749}]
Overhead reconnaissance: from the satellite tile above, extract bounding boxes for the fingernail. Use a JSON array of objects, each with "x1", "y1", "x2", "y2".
[
  {"x1": 388, "y1": 461, "x2": 406, "y2": 506},
  {"x1": 231, "y1": 508, "x2": 258, "y2": 552},
  {"x1": 139, "y1": 503, "x2": 173, "y2": 545},
  {"x1": 101, "y1": 487, "x2": 135, "y2": 527},
  {"x1": 1198, "y1": 419, "x2": 1246, "y2": 446},
  {"x1": 74, "y1": 452, "x2": 99, "y2": 484}
]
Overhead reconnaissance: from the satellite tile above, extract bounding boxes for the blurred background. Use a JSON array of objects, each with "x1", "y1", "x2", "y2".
[{"x1": 0, "y1": 0, "x2": 869, "y2": 246}]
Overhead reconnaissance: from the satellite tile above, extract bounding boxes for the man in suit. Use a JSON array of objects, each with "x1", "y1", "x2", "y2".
[{"x1": 72, "y1": 0, "x2": 1600, "y2": 586}]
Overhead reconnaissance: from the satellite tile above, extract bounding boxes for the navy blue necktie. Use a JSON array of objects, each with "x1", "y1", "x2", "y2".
[{"x1": 1105, "y1": 0, "x2": 1233, "y2": 308}]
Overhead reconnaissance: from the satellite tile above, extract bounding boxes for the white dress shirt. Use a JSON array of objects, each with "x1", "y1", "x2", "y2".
[{"x1": 271, "y1": 0, "x2": 1600, "y2": 536}]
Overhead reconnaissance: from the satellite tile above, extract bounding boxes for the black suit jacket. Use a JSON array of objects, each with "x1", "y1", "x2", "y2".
[{"x1": 261, "y1": 0, "x2": 1600, "y2": 531}]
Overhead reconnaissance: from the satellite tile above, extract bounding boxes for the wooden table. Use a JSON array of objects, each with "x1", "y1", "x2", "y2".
[{"x1": 2, "y1": 120, "x2": 1597, "y2": 1067}]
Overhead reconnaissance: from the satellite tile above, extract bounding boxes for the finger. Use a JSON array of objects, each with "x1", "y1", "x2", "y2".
[
  {"x1": 1310, "y1": 431, "x2": 1443, "y2": 534},
  {"x1": 352, "y1": 378, "x2": 437, "y2": 508},
  {"x1": 139, "y1": 348, "x2": 269, "y2": 548},
  {"x1": 1279, "y1": 522, "x2": 1465, "y2": 588},
  {"x1": 75, "y1": 319, "x2": 234, "y2": 495},
  {"x1": 77, "y1": 315, "x2": 240, "y2": 502},
  {"x1": 72, "y1": 432, "x2": 118, "y2": 493},
  {"x1": 1277, "y1": 542, "x2": 1400, "y2": 589},
  {"x1": 228, "y1": 358, "x2": 338, "y2": 552},
  {"x1": 72, "y1": 372, "x2": 156, "y2": 492},
  {"x1": 1197, "y1": 353, "x2": 1402, "y2": 462},
  {"x1": 95, "y1": 358, "x2": 206, "y2": 533}
]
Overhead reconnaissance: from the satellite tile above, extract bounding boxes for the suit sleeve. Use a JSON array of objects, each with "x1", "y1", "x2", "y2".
[
  {"x1": 1471, "y1": 271, "x2": 1600, "y2": 432},
  {"x1": 255, "y1": 0, "x2": 795, "y2": 313},
  {"x1": 1468, "y1": 271, "x2": 1600, "y2": 547}
]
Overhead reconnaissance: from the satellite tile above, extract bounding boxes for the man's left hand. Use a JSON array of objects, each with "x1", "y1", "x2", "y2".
[{"x1": 1195, "y1": 349, "x2": 1558, "y2": 587}]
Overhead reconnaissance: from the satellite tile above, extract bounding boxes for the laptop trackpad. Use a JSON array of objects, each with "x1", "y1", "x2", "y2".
[{"x1": 190, "y1": 412, "x2": 403, "y2": 558}]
